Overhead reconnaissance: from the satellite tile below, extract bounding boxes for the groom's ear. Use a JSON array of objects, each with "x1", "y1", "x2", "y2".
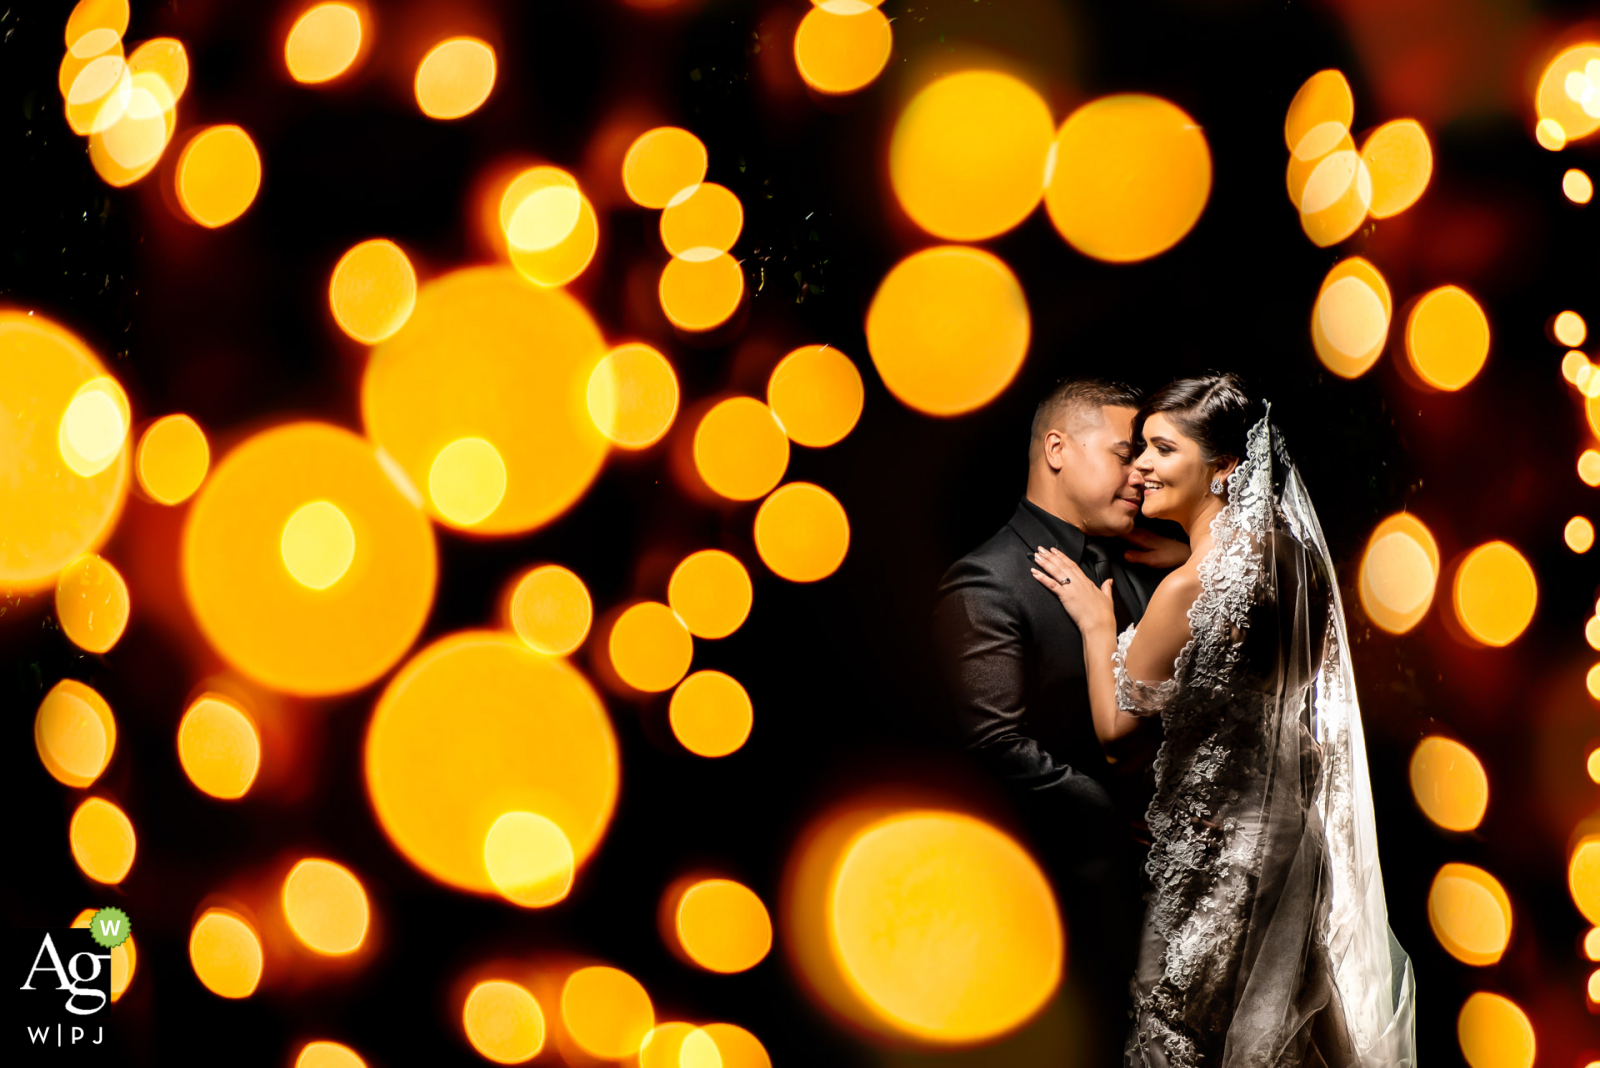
[{"x1": 1042, "y1": 427, "x2": 1068, "y2": 472}]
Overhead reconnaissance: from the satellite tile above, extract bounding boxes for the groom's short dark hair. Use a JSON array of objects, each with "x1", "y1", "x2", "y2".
[{"x1": 1029, "y1": 377, "x2": 1144, "y2": 464}]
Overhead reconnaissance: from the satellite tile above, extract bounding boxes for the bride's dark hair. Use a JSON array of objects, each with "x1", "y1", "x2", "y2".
[{"x1": 1132, "y1": 372, "x2": 1265, "y2": 465}]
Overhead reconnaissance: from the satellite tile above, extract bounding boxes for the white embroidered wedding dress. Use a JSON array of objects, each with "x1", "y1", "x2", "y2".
[{"x1": 1112, "y1": 410, "x2": 1416, "y2": 1068}]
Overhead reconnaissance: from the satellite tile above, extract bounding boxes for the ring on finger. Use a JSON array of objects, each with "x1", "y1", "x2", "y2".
[{"x1": 1034, "y1": 549, "x2": 1070, "y2": 583}]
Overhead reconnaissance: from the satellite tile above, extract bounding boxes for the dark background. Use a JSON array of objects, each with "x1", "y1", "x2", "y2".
[{"x1": 5, "y1": 0, "x2": 1600, "y2": 1063}]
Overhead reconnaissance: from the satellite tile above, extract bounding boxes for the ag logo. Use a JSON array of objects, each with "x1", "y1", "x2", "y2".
[
  {"x1": 16, "y1": 924, "x2": 118, "y2": 1060},
  {"x1": 20, "y1": 929, "x2": 110, "y2": 1018}
]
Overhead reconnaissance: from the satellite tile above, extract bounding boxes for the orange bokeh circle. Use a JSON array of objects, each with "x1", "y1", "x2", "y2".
[
  {"x1": 363, "y1": 267, "x2": 609, "y2": 535},
  {"x1": 366, "y1": 630, "x2": 619, "y2": 894},
  {"x1": 0, "y1": 311, "x2": 129, "y2": 592},
  {"x1": 182, "y1": 421, "x2": 437, "y2": 696}
]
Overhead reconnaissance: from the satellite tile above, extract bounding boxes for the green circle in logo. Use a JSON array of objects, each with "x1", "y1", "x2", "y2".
[{"x1": 88, "y1": 906, "x2": 131, "y2": 949}]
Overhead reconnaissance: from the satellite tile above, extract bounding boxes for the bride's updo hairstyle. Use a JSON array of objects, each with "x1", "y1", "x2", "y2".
[{"x1": 1131, "y1": 372, "x2": 1265, "y2": 474}]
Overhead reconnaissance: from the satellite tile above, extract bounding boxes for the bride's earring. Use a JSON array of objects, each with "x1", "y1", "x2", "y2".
[{"x1": 1210, "y1": 476, "x2": 1225, "y2": 495}]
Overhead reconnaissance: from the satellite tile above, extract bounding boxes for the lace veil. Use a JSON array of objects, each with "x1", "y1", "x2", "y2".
[{"x1": 1215, "y1": 407, "x2": 1416, "y2": 1067}]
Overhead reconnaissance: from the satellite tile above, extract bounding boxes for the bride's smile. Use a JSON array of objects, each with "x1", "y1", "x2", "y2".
[{"x1": 1133, "y1": 412, "x2": 1236, "y2": 525}]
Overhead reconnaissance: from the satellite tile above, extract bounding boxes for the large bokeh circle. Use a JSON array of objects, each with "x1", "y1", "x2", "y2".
[
  {"x1": 0, "y1": 312, "x2": 129, "y2": 591},
  {"x1": 889, "y1": 71, "x2": 1054, "y2": 241},
  {"x1": 365, "y1": 630, "x2": 619, "y2": 894},
  {"x1": 865, "y1": 246, "x2": 1029, "y2": 416},
  {"x1": 1044, "y1": 94, "x2": 1211, "y2": 263},
  {"x1": 788, "y1": 806, "x2": 1061, "y2": 1044},
  {"x1": 363, "y1": 266, "x2": 609, "y2": 534},
  {"x1": 182, "y1": 421, "x2": 437, "y2": 696}
]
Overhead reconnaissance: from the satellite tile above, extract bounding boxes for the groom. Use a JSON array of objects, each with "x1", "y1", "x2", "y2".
[{"x1": 932, "y1": 377, "x2": 1184, "y2": 1062}]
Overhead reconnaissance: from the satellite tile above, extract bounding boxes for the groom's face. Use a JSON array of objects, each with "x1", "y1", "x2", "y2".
[{"x1": 1055, "y1": 404, "x2": 1143, "y2": 536}]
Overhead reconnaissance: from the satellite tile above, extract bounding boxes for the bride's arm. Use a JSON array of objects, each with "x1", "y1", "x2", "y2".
[
  {"x1": 1032, "y1": 548, "x2": 1200, "y2": 744},
  {"x1": 1029, "y1": 548, "x2": 1139, "y2": 744}
]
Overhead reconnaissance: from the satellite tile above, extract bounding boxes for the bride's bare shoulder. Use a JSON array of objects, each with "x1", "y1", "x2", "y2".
[{"x1": 1147, "y1": 558, "x2": 1203, "y2": 615}]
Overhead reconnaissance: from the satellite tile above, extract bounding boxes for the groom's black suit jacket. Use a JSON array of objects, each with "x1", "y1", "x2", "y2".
[
  {"x1": 933, "y1": 498, "x2": 1168, "y2": 1064},
  {"x1": 932, "y1": 498, "x2": 1164, "y2": 858}
]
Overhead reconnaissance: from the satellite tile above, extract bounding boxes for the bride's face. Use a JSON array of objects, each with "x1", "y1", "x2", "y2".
[{"x1": 1134, "y1": 412, "x2": 1215, "y2": 524}]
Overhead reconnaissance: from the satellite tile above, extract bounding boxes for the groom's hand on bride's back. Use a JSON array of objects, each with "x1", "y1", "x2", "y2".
[{"x1": 1121, "y1": 527, "x2": 1190, "y2": 570}]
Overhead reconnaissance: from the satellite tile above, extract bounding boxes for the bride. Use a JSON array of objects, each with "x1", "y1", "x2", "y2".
[{"x1": 1028, "y1": 374, "x2": 1416, "y2": 1068}]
